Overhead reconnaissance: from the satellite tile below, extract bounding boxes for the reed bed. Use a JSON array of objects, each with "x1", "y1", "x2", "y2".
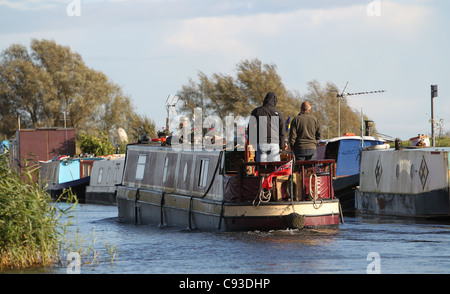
[
  {"x1": 0, "y1": 152, "x2": 76, "y2": 271},
  {"x1": 1, "y1": 152, "x2": 118, "y2": 272}
]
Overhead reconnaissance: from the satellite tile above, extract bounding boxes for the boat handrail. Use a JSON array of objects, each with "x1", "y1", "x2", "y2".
[{"x1": 237, "y1": 159, "x2": 335, "y2": 167}]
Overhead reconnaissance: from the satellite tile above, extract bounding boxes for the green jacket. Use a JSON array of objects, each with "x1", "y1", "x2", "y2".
[{"x1": 289, "y1": 112, "x2": 320, "y2": 150}]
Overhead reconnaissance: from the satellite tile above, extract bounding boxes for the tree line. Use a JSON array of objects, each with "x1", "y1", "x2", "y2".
[
  {"x1": 0, "y1": 39, "x2": 156, "y2": 146},
  {"x1": 0, "y1": 40, "x2": 374, "y2": 150},
  {"x1": 177, "y1": 58, "x2": 374, "y2": 139}
]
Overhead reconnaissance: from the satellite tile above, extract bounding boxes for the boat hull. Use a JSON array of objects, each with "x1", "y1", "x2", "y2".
[
  {"x1": 356, "y1": 148, "x2": 450, "y2": 219},
  {"x1": 85, "y1": 191, "x2": 117, "y2": 205},
  {"x1": 117, "y1": 186, "x2": 341, "y2": 231},
  {"x1": 48, "y1": 176, "x2": 90, "y2": 202},
  {"x1": 333, "y1": 174, "x2": 359, "y2": 215},
  {"x1": 356, "y1": 188, "x2": 450, "y2": 218}
]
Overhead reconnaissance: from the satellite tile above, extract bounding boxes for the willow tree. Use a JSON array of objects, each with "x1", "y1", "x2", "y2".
[
  {"x1": 0, "y1": 39, "x2": 155, "y2": 143},
  {"x1": 177, "y1": 58, "x2": 302, "y2": 121},
  {"x1": 304, "y1": 80, "x2": 374, "y2": 139},
  {"x1": 176, "y1": 59, "x2": 374, "y2": 139}
]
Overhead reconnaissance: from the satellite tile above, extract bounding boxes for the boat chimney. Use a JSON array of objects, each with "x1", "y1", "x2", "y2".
[
  {"x1": 364, "y1": 120, "x2": 374, "y2": 136},
  {"x1": 395, "y1": 138, "x2": 403, "y2": 150}
]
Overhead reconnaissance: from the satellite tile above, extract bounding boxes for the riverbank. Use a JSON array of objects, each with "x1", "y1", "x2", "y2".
[{"x1": 0, "y1": 153, "x2": 78, "y2": 271}]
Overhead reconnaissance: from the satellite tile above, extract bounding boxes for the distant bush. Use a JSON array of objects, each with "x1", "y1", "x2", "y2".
[{"x1": 78, "y1": 132, "x2": 115, "y2": 156}]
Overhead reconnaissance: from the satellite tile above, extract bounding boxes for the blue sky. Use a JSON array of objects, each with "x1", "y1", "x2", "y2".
[{"x1": 1, "y1": 0, "x2": 449, "y2": 140}]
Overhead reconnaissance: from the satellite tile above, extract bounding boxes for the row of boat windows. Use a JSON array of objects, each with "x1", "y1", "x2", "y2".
[
  {"x1": 136, "y1": 154, "x2": 209, "y2": 188},
  {"x1": 96, "y1": 164, "x2": 122, "y2": 185},
  {"x1": 97, "y1": 167, "x2": 112, "y2": 184}
]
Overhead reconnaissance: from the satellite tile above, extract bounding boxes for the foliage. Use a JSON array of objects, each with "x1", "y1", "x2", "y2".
[
  {"x1": 305, "y1": 80, "x2": 375, "y2": 138},
  {"x1": 177, "y1": 59, "x2": 373, "y2": 139},
  {"x1": 0, "y1": 152, "x2": 76, "y2": 270},
  {"x1": 78, "y1": 132, "x2": 116, "y2": 156},
  {"x1": 178, "y1": 58, "x2": 302, "y2": 121},
  {"x1": 0, "y1": 39, "x2": 155, "y2": 143}
]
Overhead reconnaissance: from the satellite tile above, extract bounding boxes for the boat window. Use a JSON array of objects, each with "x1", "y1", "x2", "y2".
[
  {"x1": 52, "y1": 166, "x2": 57, "y2": 183},
  {"x1": 136, "y1": 155, "x2": 146, "y2": 180},
  {"x1": 198, "y1": 158, "x2": 209, "y2": 187},
  {"x1": 113, "y1": 166, "x2": 118, "y2": 184},
  {"x1": 98, "y1": 168, "x2": 103, "y2": 184},
  {"x1": 162, "y1": 156, "x2": 169, "y2": 183},
  {"x1": 106, "y1": 167, "x2": 111, "y2": 184},
  {"x1": 183, "y1": 161, "x2": 188, "y2": 183}
]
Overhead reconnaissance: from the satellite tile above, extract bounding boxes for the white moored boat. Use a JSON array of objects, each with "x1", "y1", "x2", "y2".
[
  {"x1": 85, "y1": 155, "x2": 125, "y2": 205},
  {"x1": 356, "y1": 146, "x2": 450, "y2": 218}
]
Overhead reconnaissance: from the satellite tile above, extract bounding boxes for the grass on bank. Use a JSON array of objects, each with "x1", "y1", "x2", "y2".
[
  {"x1": 0, "y1": 152, "x2": 117, "y2": 271},
  {"x1": 0, "y1": 153, "x2": 73, "y2": 270}
]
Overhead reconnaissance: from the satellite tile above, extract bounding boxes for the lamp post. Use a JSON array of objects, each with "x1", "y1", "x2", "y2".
[{"x1": 431, "y1": 84, "x2": 438, "y2": 147}]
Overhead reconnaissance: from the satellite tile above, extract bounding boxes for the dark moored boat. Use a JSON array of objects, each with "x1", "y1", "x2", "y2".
[
  {"x1": 39, "y1": 157, "x2": 102, "y2": 202},
  {"x1": 116, "y1": 143, "x2": 343, "y2": 232},
  {"x1": 317, "y1": 135, "x2": 388, "y2": 214}
]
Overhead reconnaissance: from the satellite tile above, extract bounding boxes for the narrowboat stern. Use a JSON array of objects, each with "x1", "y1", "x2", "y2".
[{"x1": 117, "y1": 144, "x2": 342, "y2": 231}]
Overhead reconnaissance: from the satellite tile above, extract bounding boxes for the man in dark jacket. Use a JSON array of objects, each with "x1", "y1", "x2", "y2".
[
  {"x1": 289, "y1": 101, "x2": 320, "y2": 160},
  {"x1": 249, "y1": 92, "x2": 286, "y2": 162}
]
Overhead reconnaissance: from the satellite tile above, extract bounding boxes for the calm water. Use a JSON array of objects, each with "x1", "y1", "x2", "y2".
[{"x1": 15, "y1": 203, "x2": 450, "y2": 274}]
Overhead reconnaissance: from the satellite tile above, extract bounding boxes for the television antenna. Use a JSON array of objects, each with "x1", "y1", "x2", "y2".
[
  {"x1": 331, "y1": 82, "x2": 386, "y2": 136},
  {"x1": 165, "y1": 94, "x2": 180, "y2": 132}
]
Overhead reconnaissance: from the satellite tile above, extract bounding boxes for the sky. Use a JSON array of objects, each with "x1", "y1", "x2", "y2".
[{"x1": 0, "y1": 0, "x2": 449, "y2": 140}]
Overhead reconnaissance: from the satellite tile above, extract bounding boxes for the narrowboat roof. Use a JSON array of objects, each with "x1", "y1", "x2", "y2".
[
  {"x1": 319, "y1": 135, "x2": 386, "y2": 144},
  {"x1": 374, "y1": 146, "x2": 450, "y2": 153},
  {"x1": 128, "y1": 143, "x2": 224, "y2": 154}
]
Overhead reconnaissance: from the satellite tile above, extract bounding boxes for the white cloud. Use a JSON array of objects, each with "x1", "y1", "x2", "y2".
[
  {"x1": 165, "y1": 1, "x2": 433, "y2": 59},
  {"x1": 0, "y1": 0, "x2": 67, "y2": 10},
  {"x1": 0, "y1": 0, "x2": 441, "y2": 137}
]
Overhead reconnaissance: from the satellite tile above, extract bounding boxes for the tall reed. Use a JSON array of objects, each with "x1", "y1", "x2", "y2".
[{"x1": 0, "y1": 152, "x2": 76, "y2": 271}]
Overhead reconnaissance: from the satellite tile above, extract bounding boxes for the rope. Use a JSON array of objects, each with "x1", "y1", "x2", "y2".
[
  {"x1": 339, "y1": 202, "x2": 345, "y2": 224},
  {"x1": 309, "y1": 174, "x2": 318, "y2": 201},
  {"x1": 218, "y1": 202, "x2": 225, "y2": 231},
  {"x1": 201, "y1": 151, "x2": 223, "y2": 198},
  {"x1": 134, "y1": 188, "x2": 140, "y2": 225},
  {"x1": 188, "y1": 197, "x2": 193, "y2": 230},
  {"x1": 253, "y1": 176, "x2": 271, "y2": 206},
  {"x1": 309, "y1": 174, "x2": 323, "y2": 209},
  {"x1": 289, "y1": 152, "x2": 296, "y2": 213},
  {"x1": 160, "y1": 191, "x2": 166, "y2": 227}
]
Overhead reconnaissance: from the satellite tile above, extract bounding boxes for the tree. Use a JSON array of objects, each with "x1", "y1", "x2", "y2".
[
  {"x1": 0, "y1": 39, "x2": 156, "y2": 144},
  {"x1": 304, "y1": 80, "x2": 374, "y2": 138},
  {"x1": 176, "y1": 59, "x2": 375, "y2": 139},
  {"x1": 178, "y1": 58, "x2": 302, "y2": 122}
]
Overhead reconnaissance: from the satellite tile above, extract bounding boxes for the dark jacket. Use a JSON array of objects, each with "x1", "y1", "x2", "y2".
[
  {"x1": 289, "y1": 112, "x2": 320, "y2": 150},
  {"x1": 249, "y1": 92, "x2": 286, "y2": 149}
]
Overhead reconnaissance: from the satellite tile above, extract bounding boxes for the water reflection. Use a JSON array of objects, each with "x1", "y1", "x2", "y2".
[{"x1": 5, "y1": 204, "x2": 450, "y2": 274}]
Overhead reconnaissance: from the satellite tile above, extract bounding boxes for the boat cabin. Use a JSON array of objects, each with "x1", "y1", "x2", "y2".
[{"x1": 116, "y1": 142, "x2": 342, "y2": 231}]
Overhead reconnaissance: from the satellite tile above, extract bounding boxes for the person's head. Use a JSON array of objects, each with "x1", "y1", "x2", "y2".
[
  {"x1": 301, "y1": 101, "x2": 312, "y2": 113},
  {"x1": 263, "y1": 92, "x2": 277, "y2": 107}
]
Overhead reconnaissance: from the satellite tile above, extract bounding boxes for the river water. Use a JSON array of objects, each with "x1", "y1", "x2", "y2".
[{"x1": 11, "y1": 203, "x2": 450, "y2": 275}]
